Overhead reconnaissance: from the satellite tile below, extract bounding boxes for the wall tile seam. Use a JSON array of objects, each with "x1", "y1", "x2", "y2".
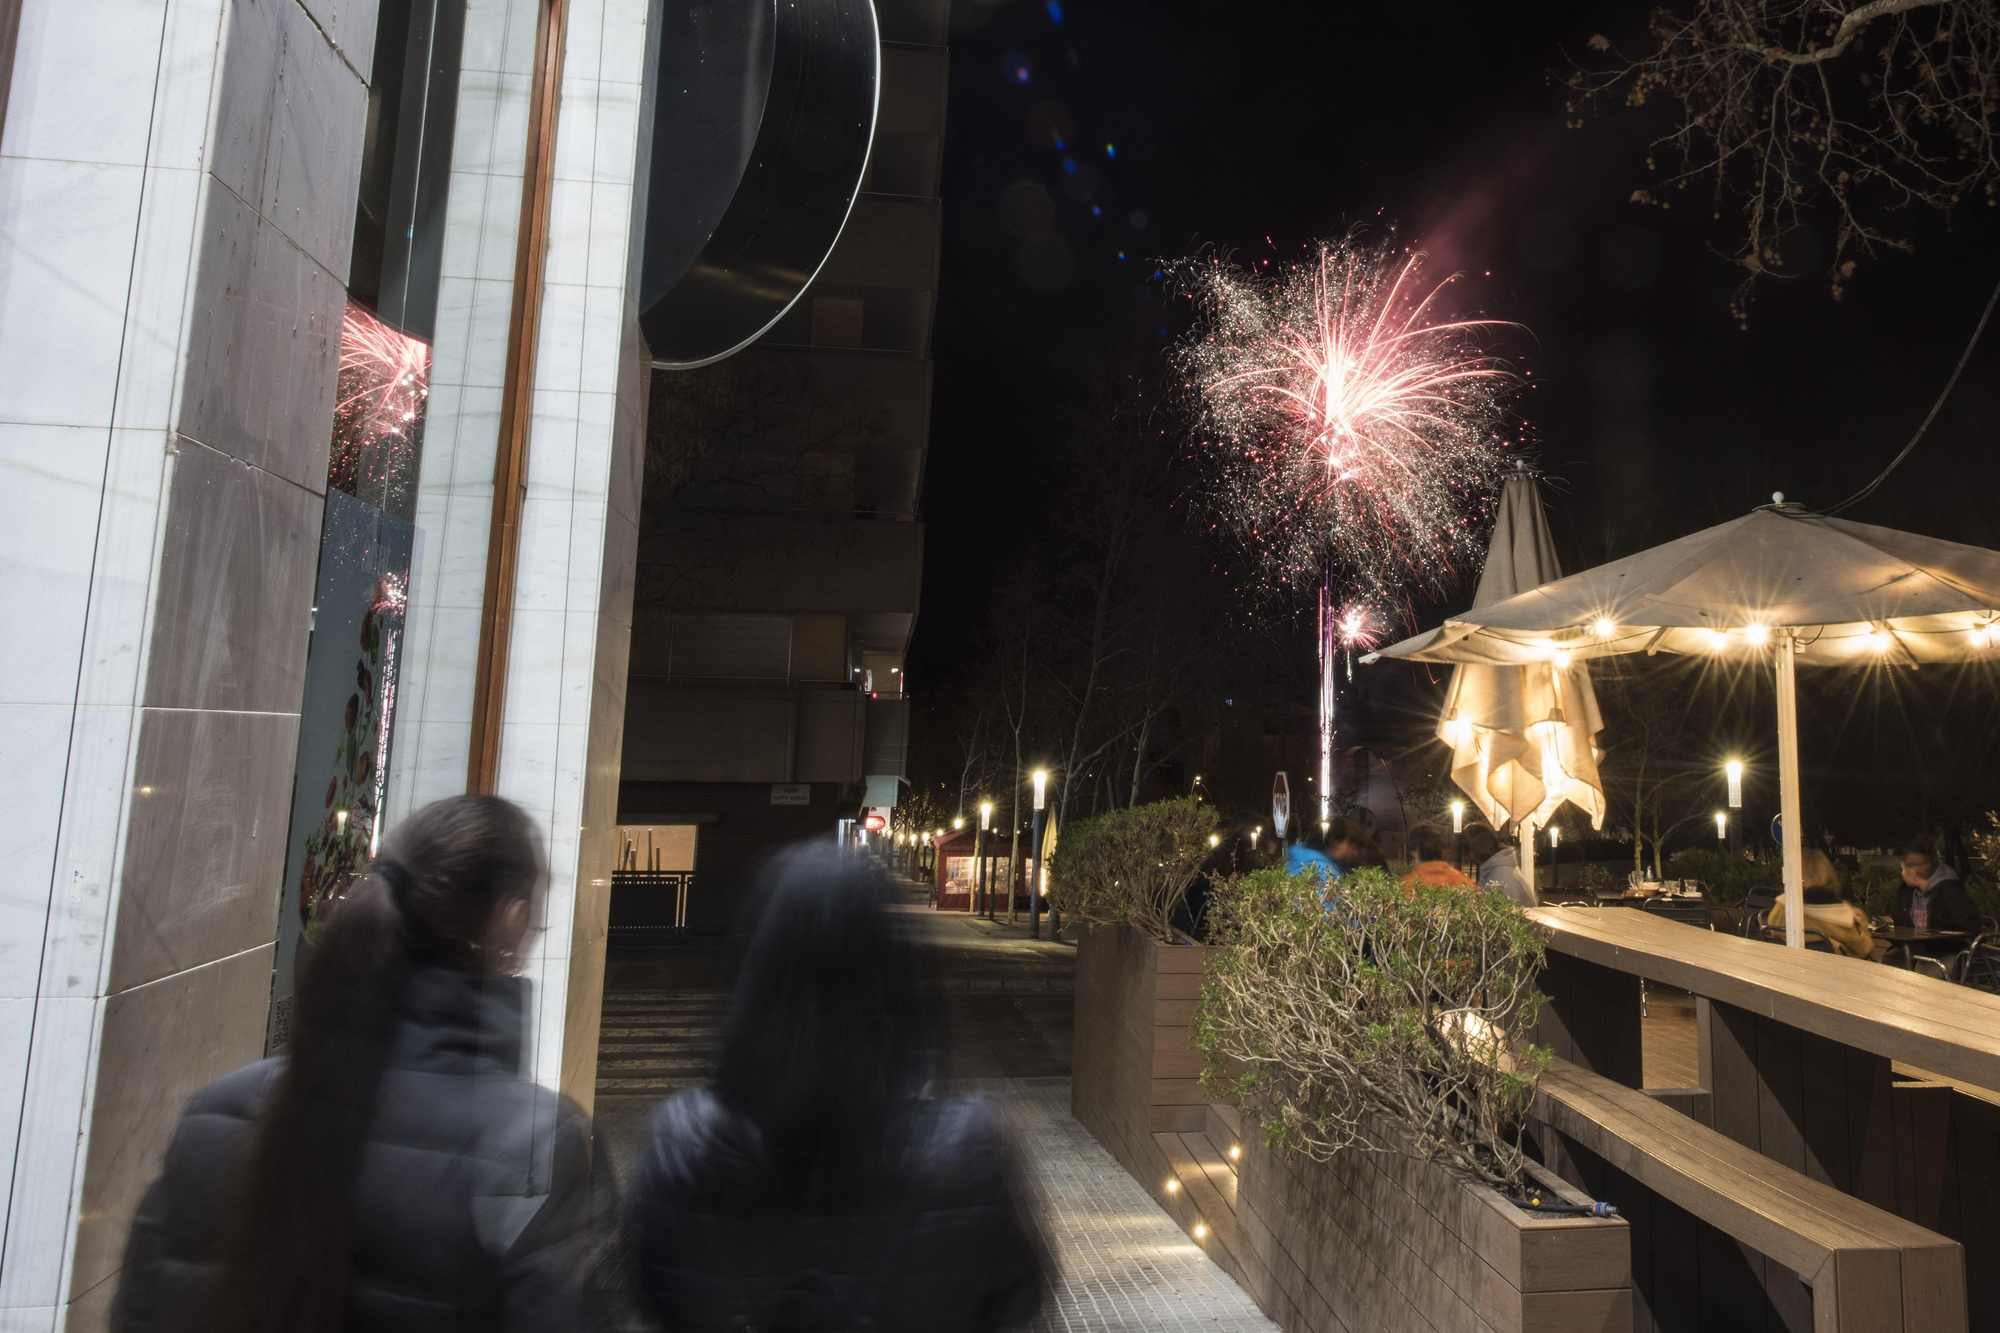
[
  {"x1": 167, "y1": 431, "x2": 329, "y2": 501},
  {"x1": 194, "y1": 172, "x2": 347, "y2": 315},
  {"x1": 100, "y1": 937, "x2": 273, "y2": 1003},
  {"x1": 282, "y1": 0, "x2": 371, "y2": 90},
  {"x1": 132, "y1": 706, "x2": 304, "y2": 717}
]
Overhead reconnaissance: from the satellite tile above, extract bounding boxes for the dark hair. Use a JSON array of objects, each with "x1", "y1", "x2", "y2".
[
  {"x1": 1903, "y1": 836, "x2": 1939, "y2": 872},
  {"x1": 1411, "y1": 822, "x2": 1448, "y2": 863},
  {"x1": 715, "y1": 845, "x2": 939, "y2": 1194},
  {"x1": 1330, "y1": 817, "x2": 1387, "y2": 868},
  {"x1": 1463, "y1": 824, "x2": 1501, "y2": 863},
  {"x1": 214, "y1": 795, "x2": 540, "y2": 1333}
]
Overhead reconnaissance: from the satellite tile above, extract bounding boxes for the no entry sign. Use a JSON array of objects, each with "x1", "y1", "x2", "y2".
[{"x1": 1272, "y1": 772, "x2": 1291, "y2": 840}]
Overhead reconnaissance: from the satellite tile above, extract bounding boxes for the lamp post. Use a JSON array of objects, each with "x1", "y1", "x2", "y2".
[
  {"x1": 1725, "y1": 759, "x2": 1743, "y2": 859},
  {"x1": 1549, "y1": 823, "x2": 1561, "y2": 893},
  {"x1": 1029, "y1": 769, "x2": 1049, "y2": 940},
  {"x1": 1715, "y1": 811, "x2": 1727, "y2": 846},
  {"x1": 979, "y1": 800, "x2": 993, "y2": 918},
  {"x1": 1451, "y1": 799, "x2": 1465, "y2": 870}
]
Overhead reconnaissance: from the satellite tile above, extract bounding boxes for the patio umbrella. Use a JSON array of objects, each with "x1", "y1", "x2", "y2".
[
  {"x1": 1435, "y1": 475, "x2": 1606, "y2": 890},
  {"x1": 1368, "y1": 502, "x2": 2000, "y2": 945}
]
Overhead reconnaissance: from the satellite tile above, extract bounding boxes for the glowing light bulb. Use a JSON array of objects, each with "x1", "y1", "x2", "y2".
[
  {"x1": 1166, "y1": 1179, "x2": 1179, "y2": 1193},
  {"x1": 1592, "y1": 618, "x2": 1615, "y2": 639},
  {"x1": 1194, "y1": 1223, "x2": 1209, "y2": 1239},
  {"x1": 1867, "y1": 630, "x2": 1892, "y2": 653},
  {"x1": 1552, "y1": 649, "x2": 1572, "y2": 668},
  {"x1": 1704, "y1": 629, "x2": 1726, "y2": 651},
  {"x1": 1744, "y1": 623, "x2": 1770, "y2": 645}
]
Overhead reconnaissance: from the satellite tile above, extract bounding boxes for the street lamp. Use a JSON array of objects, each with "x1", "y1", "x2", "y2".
[
  {"x1": 1451, "y1": 799, "x2": 1466, "y2": 870},
  {"x1": 1715, "y1": 811, "x2": 1727, "y2": 844},
  {"x1": 1030, "y1": 770, "x2": 1049, "y2": 940},
  {"x1": 979, "y1": 800, "x2": 994, "y2": 918},
  {"x1": 1724, "y1": 759, "x2": 1743, "y2": 857}
]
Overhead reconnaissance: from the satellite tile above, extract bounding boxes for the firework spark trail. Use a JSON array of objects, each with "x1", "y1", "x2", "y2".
[{"x1": 1172, "y1": 237, "x2": 1518, "y2": 610}]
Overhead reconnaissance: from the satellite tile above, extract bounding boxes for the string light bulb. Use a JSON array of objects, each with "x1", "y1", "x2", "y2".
[{"x1": 1592, "y1": 617, "x2": 1615, "y2": 639}]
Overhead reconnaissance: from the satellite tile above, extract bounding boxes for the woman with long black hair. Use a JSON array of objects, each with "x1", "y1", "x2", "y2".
[
  {"x1": 627, "y1": 844, "x2": 1050, "y2": 1332},
  {"x1": 113, "y1": 794, "x2": 596, "y2": 1333}
]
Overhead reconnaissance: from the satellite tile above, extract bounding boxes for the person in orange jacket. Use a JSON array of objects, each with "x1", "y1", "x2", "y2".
[{"x1": 1401, "y1": 822, "x2": 1474, "y2": 890}]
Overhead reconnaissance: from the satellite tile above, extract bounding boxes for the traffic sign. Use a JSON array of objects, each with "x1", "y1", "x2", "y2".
[{"x1": 1272, "y1": 772, "x2": 1291, "y2": 840}]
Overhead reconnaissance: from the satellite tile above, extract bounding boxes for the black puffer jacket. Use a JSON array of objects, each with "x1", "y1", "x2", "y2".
[
  {"x1": 113, "y1": 968, "x2": 595, "y2": 1333},
  {"x1": 628, "y1": 1087, "x2": 1049, "y2": 1332}
]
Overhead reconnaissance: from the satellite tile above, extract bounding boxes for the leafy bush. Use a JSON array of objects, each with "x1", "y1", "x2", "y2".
[
  {"x1": 1841, "y1": 859, "x2": 1903, "y2": 921},
  {"x1": 1665, "y1": 849, "x2": 1780, "y2": 908},
  {"x1": 1046, "y1": 797, "x2": 1219, "y2": 943},
  {"x1": 1196, "y1": 866, "x2": 1550, "y2": 1193}
]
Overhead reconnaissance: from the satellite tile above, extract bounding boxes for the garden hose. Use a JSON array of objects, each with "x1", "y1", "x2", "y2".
[{"x1": 1508, "y1": 1194, "x2": 1619, "y2": 1218}]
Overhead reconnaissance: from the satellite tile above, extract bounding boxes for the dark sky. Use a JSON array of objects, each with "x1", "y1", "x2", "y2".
[{"x1": 908, "y1": 0, "x2": 2000, "y2": 761}]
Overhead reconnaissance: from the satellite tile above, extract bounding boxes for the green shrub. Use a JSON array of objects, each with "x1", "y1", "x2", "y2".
[
  {"x1": 1840, "y1": 859, "x2": 1902, "y2": 921},
  {"x1": 1196, "y1": 866, "x2": 1550, "y2": 1193},
  {"x1": 1665, "y1": 849, "x2": 1780, "y2": 908},
  {"x1": 1046, "y1": 797, "x2": 1219, "y2": 943}
]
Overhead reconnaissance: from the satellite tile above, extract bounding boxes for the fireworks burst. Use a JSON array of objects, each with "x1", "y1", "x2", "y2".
[
  {"x1": 330, "y1": 302, "x2": 430, "y2": 509},
  {"x1": 1172, "y1": 235, "x2": 1518, "y2": 610}
]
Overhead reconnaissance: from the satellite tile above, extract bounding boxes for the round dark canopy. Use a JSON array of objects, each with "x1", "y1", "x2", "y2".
[{"x1": 639, "y1": 0, "x2": 878, "y2": 368}]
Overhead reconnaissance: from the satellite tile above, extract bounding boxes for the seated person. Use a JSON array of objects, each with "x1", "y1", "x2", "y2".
[
  {"x1": 1765, "y1": 849, "x2": 1871, "y2": 958},
  {"x1": 1892, "y1": 839, "x2": 1980, "y2": 940},
  {"x1": 1463, "y1": 824, "x2": 1535, "y2": 907},
  {"x1": 1329, "y1": 817, "x2": 1390, "y2": 875},
  {"x1": 1284, "y1": 824, "x2": 1340, "y2": 879},
  {"x1": 1400, "y1": 822, "x2": 1473, "y2": 890}
]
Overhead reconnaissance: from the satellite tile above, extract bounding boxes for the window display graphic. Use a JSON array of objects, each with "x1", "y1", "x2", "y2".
[{"x1": 267, "y1": 302, "x2": 428, "y2": 1051}]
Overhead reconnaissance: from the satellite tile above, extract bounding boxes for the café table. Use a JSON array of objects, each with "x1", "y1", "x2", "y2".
[
  {"x1": 1871, "y1": 927, "x2": 1969, "y2": 976},
  {"x1": 1871, "y1": 927, "x2": 1968, "y2": 945}
]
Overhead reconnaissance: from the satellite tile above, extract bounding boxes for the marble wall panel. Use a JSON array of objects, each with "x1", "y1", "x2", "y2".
[
  {"x1": 142, "y1": 439, "x2": 320, "y2": 714},
  {"x1": 263, "y1": 0, "x2": 369, "y2": 283},
  {"x1": 0, "y1": 994, "x2": 98, "y2": 1311},
  {"x1": 177, "y1": 180, "x2": 344, "y2": 489},
  {"x1": 3, "y1": 0, "x2": 172, "y2": 168},
  {"x1": 0, "y1": 702, "x2": 74, "y2": 1001},
  {"x1": 109, "y1": 708, "x2": 299, "y2": 992},
  {"x1": 68, "y1": 944, "x2": 276, "y2": 1303},
  {"x1": 0, "y1": 424, "x2": 110, "y2": 707},
  {"x1": 209, "y1": 0, "x2": 283, "y2": 208},
  {"x1": 0, "y1": 157, "x2": 147, "y2": 431}
]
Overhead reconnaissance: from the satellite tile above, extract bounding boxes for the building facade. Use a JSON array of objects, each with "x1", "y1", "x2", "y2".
[{"x1": 0, "y1": 0, "x2": 912, "y2": 1322}]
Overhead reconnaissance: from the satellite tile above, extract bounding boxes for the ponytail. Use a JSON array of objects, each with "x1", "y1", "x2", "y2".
[{"x1": 211, "y1": 795, "x2": 538, "y2": 1333}]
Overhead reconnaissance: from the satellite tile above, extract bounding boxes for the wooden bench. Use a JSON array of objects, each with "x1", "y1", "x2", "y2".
[{"x1": 1534, "y1": 1056, "x2": 1966, "y2": 1332}]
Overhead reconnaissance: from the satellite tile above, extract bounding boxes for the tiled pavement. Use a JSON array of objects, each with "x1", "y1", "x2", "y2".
[{"x1": 592, "y1": 886, "x2": 1275, "y2": 1332}]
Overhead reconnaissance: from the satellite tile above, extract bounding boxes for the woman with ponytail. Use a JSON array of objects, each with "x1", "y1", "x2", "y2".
[{"x1": 113, "y1": 795, "x2": 597, "y2": 1333}]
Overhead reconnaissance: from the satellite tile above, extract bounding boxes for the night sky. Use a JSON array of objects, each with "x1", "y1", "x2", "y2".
[{"x1": 906, "y1": 0, "x2": 2000, "y2": 827}]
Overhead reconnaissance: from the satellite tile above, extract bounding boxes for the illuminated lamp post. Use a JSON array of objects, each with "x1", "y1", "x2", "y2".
[
  {"x1": 1029, "y1": 770, "x2": 1049, "y2": 940},
  {"x1": 1725, "y1": 759, "x2": 1743, "y2": 859},
  {"x1": 1451, "y1": 799, "x2": 1466, "y2": 870},
  {"x1": 979, "y1": 801, "x2": 994, "y2": 918}
]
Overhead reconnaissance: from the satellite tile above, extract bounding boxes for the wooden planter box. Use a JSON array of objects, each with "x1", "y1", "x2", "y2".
[
  {"x1": 1239, "y1": 1130, "x2": 1632, "y2": 1333},
  {"x1": 1071, "y1": 924, "x2": 1248, "y2": 1274},
  {"x1": 1072, "y1": 922, "x2": 1635, "y2": 1330}
]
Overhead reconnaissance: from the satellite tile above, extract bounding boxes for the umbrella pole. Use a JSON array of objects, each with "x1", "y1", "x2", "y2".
[
  {"x1": 1776, "y1": 634, "x2": 1804, "y2": 948},
  {"x1": 1520, "y1": 817, "x2": 1537, "y2": 895}
]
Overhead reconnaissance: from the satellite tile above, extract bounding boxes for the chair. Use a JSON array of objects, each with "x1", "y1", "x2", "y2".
[
  {"x1": 1739, "y1": 889, "x2": 1779, "y2": 937},
  {"x1": 1959, "y1": 934, "x2": 2000, "y2": 990}
]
